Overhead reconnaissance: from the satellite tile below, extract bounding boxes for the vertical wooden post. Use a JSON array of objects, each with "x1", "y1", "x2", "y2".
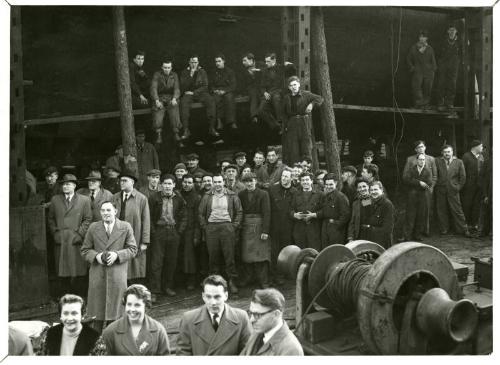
[
  {"x1": 311, "y1": 7, "x2": 341, "y2": 179},
  {"x1": 112, "y1": 6, "x2": 138, "y2": 174},
  {"x1": 478, "y1": 10, "x2": 492, "y2": 146},
  {"x1": 10, "y1": 6, "x2": 27, "y2": 206},
  {"x1": 282, "y1": 6, "x2": 319, "y2": 170}
]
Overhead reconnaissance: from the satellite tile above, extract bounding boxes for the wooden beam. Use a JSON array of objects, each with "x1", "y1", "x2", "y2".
[
  {"x1": 24, "y1": 99, "x2": 470, "y2": 127},
  {"x1": 24, "y1": 96, "x2": 251, "y2": 126},
  {"x1": 311, "y1": 7, "x2": 341, "y2": 178},
  {"x1": 112, "y1": 6, "x2": 138, "y2": 173},
  {"x1": 10, "y1": 6, "x2": 27, "y2": 206}
]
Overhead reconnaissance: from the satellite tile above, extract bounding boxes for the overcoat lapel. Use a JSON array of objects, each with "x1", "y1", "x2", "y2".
[{"x1": 207, "y1": 305, "x2": 239, "y2": 355}]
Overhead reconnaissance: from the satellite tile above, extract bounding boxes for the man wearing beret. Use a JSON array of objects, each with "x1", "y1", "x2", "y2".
[
  {"x1": 186, "y1": 153, "x2": 208, "y2": 176},
  {"x1": 77, "y1": 171, "x2": 113, "y2": 222},
  {"x1": 461, "y1": 140, "x2": 485, "y2": 234},
  {"x1": 139, "y1": 169, "x2": 162, "y2": 199},
  {"x1": 112, "y1": 169, "x2": 151, "y2": 284},
  {"x1": 48, "y1": 174, "x2": 93, "y2": 297}
]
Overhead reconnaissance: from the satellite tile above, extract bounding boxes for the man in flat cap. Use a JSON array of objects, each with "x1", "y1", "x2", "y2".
[
  {"x1": 135, "y1": 129, "x2": 160, "y2": 189},
  {"x1": 77, "y1": 171, "x2": 113, "y2": 222},
  {"x1": 437, "y1": 24, "x2": 461, "y2": 112},
  {"x1": 139, "y1": 169, "x2": 162, "y2": 199},
  {"x1": 112, "y1": 169, "x2": 151, "y2": 285},
  {"x1": 174, "y1": 163, "x2": 188, "y2": 191},
  {"x1": 224, "y1": 164, "x2": 245, "y2": 194},
  {"x1": 48, "y1": 174, "x2": 93, "y2": 297},
  {"x1": 461, "y1": 140, "x2": 485, "y2": 234},
  {"x1": 186, "y1": 153, "x2": 208, "y2": 176}
]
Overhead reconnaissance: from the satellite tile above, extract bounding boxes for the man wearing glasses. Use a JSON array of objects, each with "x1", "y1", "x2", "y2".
[
  {"x1": 241, "y1": 288, "x2": 303, "y2": 355},
  {"x1": 177, "y1": 275, "x2": 251, "y2": 355}
]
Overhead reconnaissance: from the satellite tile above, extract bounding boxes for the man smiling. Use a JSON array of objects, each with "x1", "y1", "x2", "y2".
[{"x1": 177, "y1": 275, "x2": 251, "y2": 355}]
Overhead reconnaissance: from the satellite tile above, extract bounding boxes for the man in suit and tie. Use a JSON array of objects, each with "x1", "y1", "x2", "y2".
[
  {"x1": 240, "y1": 288, "x2": 303, "y2": 356},
  {"x1": 435, "y1": 144, "x2": 471, "y2": 237},
  {"x1": 48, "y1": 174, "x2": 92, "y2": 297},
  {"x1": 176, "y1": 275, "x2": 251, "y2": 355},
  {"x1": 77, "y1": 171, "x2": 113, "y2": 222},
  {"x1": 81, "y1": 201, "x2": 137, "y2": 333}
]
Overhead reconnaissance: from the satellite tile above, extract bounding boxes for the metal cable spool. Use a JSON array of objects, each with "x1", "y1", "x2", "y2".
[
  {"x1": 280, "y1": 241, "x2": 479, "y2": 354},
  {"x1": 277, "y1": 245, "x2": 318, "y2": 280},
  {"x1": 345, "y1": 240, "x2": 385, "y2": 262}
]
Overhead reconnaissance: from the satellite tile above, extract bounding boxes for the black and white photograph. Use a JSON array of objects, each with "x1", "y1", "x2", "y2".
[{"x1": 4, "y1": 0, "x2": 495, "y2": 358}]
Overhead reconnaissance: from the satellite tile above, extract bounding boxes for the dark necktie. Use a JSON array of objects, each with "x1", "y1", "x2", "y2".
[
  {"x1": 119, "y1": 193, "x2": 128, "y2": 220},
  {"x1": 90, "y1": 191, "x2": 95, "y2": 202},
  {"x1": 212, "y1": 313, "x2": 219, "y2": 332},
  {"x1": 65, "y1": 195, "x2": 71, "y2": 207},
  {"x1": 252, "y1": 333, "x2": 265, "y2": 354},
  {"x1": 105, "y1": 224, "x2": 111, "y2": 238}
]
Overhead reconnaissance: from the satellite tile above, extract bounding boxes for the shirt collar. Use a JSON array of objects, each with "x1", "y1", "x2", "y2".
[
  {"x1": 105, "y1": 220, "x2": 115, "y2": 231},
  {"x1": 208, "y1": 305, "x2": 225, "y2": 322},
  {"x1": 263, "y1": 320, "x2": 283, "y2": 344},
  {"x1": 65, "y1": 192, "x2": 75, "y2": 200}
]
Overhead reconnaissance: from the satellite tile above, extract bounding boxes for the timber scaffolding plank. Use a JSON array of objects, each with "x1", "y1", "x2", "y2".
[{"x1": 24, "y1": 96, "x2": 467, "y2": 127}]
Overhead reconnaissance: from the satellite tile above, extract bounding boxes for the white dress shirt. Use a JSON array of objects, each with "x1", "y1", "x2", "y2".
[{"x1": 263, "y1": 320, "x2": 283, "y2": 344}]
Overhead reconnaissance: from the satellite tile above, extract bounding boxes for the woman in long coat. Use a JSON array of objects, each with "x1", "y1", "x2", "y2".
[
  {"x1": 112, "y1": 178, "x2": 150, "y2": 280},
  {"x1": 81, "y1": 209, "x2": 137, "y2": 326}
]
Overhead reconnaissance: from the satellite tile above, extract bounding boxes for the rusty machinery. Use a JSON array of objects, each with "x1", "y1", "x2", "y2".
[{"x1": 278, "y1": 241, "x2": 491, "y2": 355}]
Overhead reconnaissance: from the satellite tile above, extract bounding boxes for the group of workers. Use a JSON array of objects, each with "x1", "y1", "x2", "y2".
[{"x1": 130, "y1": 50, "x2": 323, "y2": 165}]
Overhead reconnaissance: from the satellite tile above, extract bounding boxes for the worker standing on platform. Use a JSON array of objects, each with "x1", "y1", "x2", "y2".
[
  {"x1": 210, "y1": 54, "x2": 238, "y2": 130},
  {"x1": 407, "y1": 30, "x2": 437, "y2": 109},
  {"x1": 129, "y1": 50, "x2": 150, "y2": 108},
  {"x1": 258, "y1": 53, "x2": 296, "y2": 132},
  {"x1": 437, "y1": 24, "x2": 461, "y2": 111},
  {"x1": 48, "y1": 174, "x2": 92, "y2": 298},
  {"x1": 282, "y1": 76, "x2": 323, "y2": 165},
  {"x1": 290, "y1": 172, "x2": 322, "y2": 251},
  {"x1": 435, "y1": 145, "x2": 471, "y2": 237},
  {"x1": 150, "y1": 58, "x2": 182, "y2": 144}
]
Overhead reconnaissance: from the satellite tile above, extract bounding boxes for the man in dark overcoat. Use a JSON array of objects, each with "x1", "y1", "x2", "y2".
[
  {"x1": 316, "y1": 173, "x2": 350, "y2": 248},
  {"x1": 179, "y1": 174, "x2": 201, "y2": 290},
  {"x1": 48, "y1": 174, "x2": 92, "y2": 297},
  {"x1": 81, "y1": 201, "x2": 137, "y2": 332},
  {"x1": 268, "y1": 168, "x2": 297, "y2": 283},
  {"x1": 289, "y1": 172, "x2": 323, "y2": 251},
  {"x1": 435, "y1": 145, "x2": 470, "y2": 236},
  {"x1": 461, "y1": 139, "x2": 484, "y2": 232}
]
